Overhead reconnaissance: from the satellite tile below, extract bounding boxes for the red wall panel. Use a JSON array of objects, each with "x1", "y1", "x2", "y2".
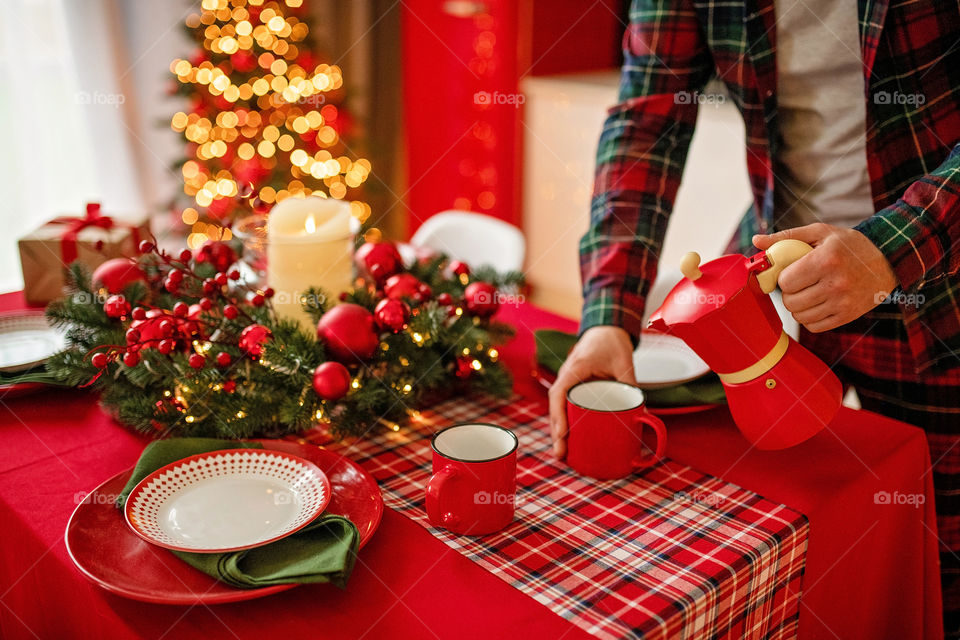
[{"x1": 401, "y1": 0, "x2": 624, "y2": 235}]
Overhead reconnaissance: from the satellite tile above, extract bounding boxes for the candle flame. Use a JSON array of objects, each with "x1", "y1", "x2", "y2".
[{"x1": 304, "y1": 214, "x2": 316, "y2": 234}]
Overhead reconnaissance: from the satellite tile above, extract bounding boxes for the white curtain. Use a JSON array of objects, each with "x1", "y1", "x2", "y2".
[{"x1": 0, "y1": 0, "x2": 190, "y2": 293}]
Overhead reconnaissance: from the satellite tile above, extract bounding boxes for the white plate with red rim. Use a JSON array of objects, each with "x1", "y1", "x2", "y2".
[
  {"x1": 124, "y1": 449, "x2": 331, "y2": 553},
  {"x1": 633, "y1": 332, "x2": 710, "y2": 389}
]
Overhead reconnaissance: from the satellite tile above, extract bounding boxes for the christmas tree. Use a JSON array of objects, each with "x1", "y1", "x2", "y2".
[{"x1": 169, "y1": 0, "x2": 372, "y2": 246}]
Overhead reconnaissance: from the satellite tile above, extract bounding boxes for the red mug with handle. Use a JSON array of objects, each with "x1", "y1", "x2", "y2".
[
  {"x1": 566, "y1": 380, "x2": 667, "y2": 479},
  {"x1": 426, "y1": 423, "x2": 518, "y2": 535}
]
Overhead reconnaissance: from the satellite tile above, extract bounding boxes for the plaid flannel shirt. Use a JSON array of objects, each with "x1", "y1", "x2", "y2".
[{"x1": 581, "y1": 0, "x2": 960, "y2": 373}]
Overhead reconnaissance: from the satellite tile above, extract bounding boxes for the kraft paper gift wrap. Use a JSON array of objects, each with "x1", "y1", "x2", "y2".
[{"x1": 18, "y1": 203, "x2": 150, "y2": 304}]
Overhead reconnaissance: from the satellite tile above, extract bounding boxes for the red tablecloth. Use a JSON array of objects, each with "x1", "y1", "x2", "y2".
[{"x1": 0, "y1": 293, "x2": 942, "y2": 639}]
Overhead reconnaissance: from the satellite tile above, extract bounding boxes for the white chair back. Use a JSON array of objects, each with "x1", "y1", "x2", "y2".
[{"x1": 410, "y1": 210, "x2": 525, "y2": 273}]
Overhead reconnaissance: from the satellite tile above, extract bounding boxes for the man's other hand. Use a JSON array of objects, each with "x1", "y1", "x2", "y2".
[{"x1": 548, "y1": 326, "x2": 637, "y2": 458}]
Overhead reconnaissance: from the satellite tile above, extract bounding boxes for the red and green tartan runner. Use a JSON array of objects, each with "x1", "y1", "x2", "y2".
[{"x1": 305, "y1": 395, "x2": 808, "y2": 640}]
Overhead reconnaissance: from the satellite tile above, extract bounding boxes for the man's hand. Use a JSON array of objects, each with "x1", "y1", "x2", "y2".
[
  {"x1": 548, "y1": 326, "x2": 636, "y2": 458},
  {"x1": 753, "y1": 222, "x2": 899, "y2": 332}
]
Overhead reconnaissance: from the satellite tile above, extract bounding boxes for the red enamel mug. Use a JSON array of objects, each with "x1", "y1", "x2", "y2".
[
  {"x1": 426, "y1": 423, "x2": 518, "y2": 535},
  {"x1": 566, "y1": 380, "x2": 667, "y2": 479}
]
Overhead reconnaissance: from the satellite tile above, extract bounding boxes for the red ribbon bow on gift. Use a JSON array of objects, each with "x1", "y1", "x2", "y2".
[{"x1": 49, "y1": 203, "x2": 116, "y2": 264}]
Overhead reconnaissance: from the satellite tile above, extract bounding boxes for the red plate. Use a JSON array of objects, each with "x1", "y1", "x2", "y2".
[{"x1": 65, "y1": 441, "x2": 383, "y2": 604}]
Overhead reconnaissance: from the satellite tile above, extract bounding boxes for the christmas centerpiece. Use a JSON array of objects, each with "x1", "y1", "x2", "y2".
[{"x1": 41, "y1": 236, "x2": 522, "y2": 439}]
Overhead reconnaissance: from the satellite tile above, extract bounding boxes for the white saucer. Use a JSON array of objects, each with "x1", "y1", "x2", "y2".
[{"x1": 633, "y1": 333, "x2": 710, "y2": 389}]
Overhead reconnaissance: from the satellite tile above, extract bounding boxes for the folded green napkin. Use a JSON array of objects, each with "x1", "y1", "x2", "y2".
[
  {"x1": 119, "y1": 437, "x2": 359, "y2": 590},
  {"x1": 171, "y1": 515, "x2": 358, "y2": 589},
  {"x1": 534, "y1": 329, "x2": 726, "y2": 407}
]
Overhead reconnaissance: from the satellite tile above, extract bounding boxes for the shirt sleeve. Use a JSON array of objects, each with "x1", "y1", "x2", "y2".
[
  {"x1": 855, "y1": 142, "x2": 960, "y2": 293},
  {"x1": 579, "y1": 0, "x2": 714, "y2": 341}
]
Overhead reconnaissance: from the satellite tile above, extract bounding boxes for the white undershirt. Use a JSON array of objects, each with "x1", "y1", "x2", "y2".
[{"x1": 773, "y1": 0, "x2": 874, "y2": 229}]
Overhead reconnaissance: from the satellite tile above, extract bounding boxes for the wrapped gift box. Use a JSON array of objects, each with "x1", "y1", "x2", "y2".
[{"x1": 18, "y1": 203, "x2": 150, "y2": 304}]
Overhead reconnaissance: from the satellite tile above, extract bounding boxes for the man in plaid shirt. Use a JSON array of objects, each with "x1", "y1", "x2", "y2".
[{"x1": 548, "y1": 0, "x2": 960, "y2": 634}]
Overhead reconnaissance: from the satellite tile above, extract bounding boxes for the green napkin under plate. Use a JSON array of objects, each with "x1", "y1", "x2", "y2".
[
  {"x1": 118, "y1": 437, "x2": 360, "y2": 590},
  {"x1": 534, "y1": 329, "x2": 726, "y2": 407},
  {"x1": 171, "y1": 515, "x2": 358, "y2": 589}
]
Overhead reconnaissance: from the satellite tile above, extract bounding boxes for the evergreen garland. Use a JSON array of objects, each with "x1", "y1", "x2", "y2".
[{"x1": 40, "y1": 242, "x2": 520, "y2": 440}]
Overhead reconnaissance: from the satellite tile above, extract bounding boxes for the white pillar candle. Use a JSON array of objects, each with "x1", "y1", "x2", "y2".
[{"x1": 266, "y1": 197, "x2": 354, "y2": 329}]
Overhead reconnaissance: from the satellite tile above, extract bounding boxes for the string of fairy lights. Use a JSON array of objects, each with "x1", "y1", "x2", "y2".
[{"x1": 169, "y1": 0, "x2": 372, "y2": 249}]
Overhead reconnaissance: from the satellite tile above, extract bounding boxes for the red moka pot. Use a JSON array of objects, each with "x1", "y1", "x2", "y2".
[{"x1": 646, "y1": 240, "x2": 842, "y2": 450}]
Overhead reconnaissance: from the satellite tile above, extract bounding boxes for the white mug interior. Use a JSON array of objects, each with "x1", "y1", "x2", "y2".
[
  {"x1": 567, "y1": 380, "x2": 645, "y2": 412},
  {"x1": 432, "y1": 423, "x2": 518, "y2": 462}
]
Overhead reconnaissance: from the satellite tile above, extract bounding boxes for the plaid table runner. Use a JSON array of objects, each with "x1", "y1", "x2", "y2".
[{"x1": 303, "y1": 395, "x2": 809, "y2": 640}]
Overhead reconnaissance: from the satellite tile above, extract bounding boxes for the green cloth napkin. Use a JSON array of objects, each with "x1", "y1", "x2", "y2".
[
  {"x1": 171, "y1": 515, "x2": 358, "y2": 589},
  {"x1": 119, "y1": 437, "x2": 360, "y2": 590},
  {"x1": 534, "y1": 329, "x2": 726, "y2": 407}
]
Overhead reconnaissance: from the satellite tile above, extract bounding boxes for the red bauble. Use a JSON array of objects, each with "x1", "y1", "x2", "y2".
[
  {"x1": 188, "y1": 353, "x2": 206, "y2": 369},
  {"x1": 312, "y1": 361, "x2": 351, "y2": 401},
  {"x1": 91, "y1": 352, "x2": 109, "y2": 368},
  {"x1": 195, "y1": 241, "x2": 237, "y2": 273},
  {"x1": 92, "y1": 259, "x2": 146, "y2": 294},
  {"x1": 206, "y1": 196, "x2": 236, "y2": 221},
  {"x1": 128, "y1": 318, "x2": 163, "y2": 347},
  {"x1": 179, "y1": 321, "x2": 201, "y2": 340},
  {"x1": 355, "y1": 241, "x2": 402, "y2": 285},
  {"x1": 231, "y1": 50, "x2": 257, "y2": 72},
  {"x1": 383, "y1": 273, "x2": 431, "y2": 303},
  {"x1": 103, "y1": 295, "x2": 131, "y2": 319},
  {"x1": 436, "y1": 292, "x2": 453, "y2": 306},
  {"x1": 189, "y1": 50, "x2": 208, "y2": 67},
  {"x1": 231, "y1": 157, "x2": 271, "y2": 187},
  {"x1": 239, "y1": 324, "x2": 272, "y2": 358},
  {"x1": 316, "y1": 303, "x2": 379, "y2": 362},
  {"x1": 374, "y1": 299, "x2": 410, "y2": 333},
  {"x1": 450, "y1": 260, "x2": 471, "y2": 277},
  {"x1": 158, "y1": 319, "x2": 175, "y2": 337},
  {"x1": 296, "y1": 51, "x2": 317, "y2": 72},
  {"x1": 464, "y1": 282, "x2": 499, "y2": 318},
  {"x1": 129, "y1": 308, "x2": 199, "y2": 352},
  {"x1": 455, "y1": 356, "x2": 473, "y2": 379}
]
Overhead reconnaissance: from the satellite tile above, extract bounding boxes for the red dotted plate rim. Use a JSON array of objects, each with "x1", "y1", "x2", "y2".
[{"x1": 124, "y1": 448, "x2": 332, "y2": 553}]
